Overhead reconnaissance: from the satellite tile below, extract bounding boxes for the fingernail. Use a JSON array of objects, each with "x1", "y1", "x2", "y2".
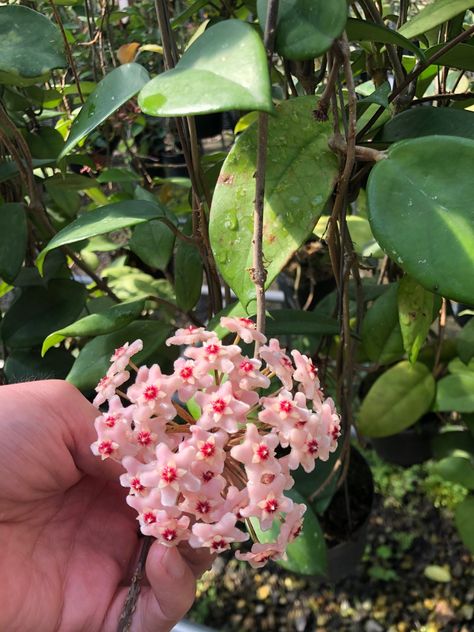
[{"x1": 164, "y1": 546, "x2": 186, "y2": 580}]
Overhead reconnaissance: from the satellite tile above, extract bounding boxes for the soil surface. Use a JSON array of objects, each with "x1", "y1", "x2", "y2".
[{"x1": 189, "y1": 465, "x2": 473, "y2": 631}]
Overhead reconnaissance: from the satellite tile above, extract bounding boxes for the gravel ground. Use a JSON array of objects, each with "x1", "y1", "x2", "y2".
[{"x1": 189, "y1": 466, "x2": 473, "y2": 632}]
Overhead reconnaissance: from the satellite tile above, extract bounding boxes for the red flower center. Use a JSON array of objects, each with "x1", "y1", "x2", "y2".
[
  {"x1": 196, "y1": 500, "x2": 211, "y2": 514},
  {"x1": 211, "y1": 538, "x2": 227, "y2": 551},
  {"x1": 113, "y1": 346, "x2": 125, "y2": 358},
  {"x1": 200, "y1": 441, "x2": 215, "y2": 458},
  {"x1": 256, "y1": 444, "x2": 270, "y2": 461},
  {"x1": 307, "y1": 439, "x2": 319, "y2": 454},
  {"x1": 180, "y1": 367, "x2": 193, "y2": 379},
  {"x1": 281, "y1": 357, "x2": 293, "y2": 368},
  {"x1": 205, "y1": 344, "x2": 220, "y2": 356},
  {"x1": 240, "y1": 360, "x2": 253, "y2": 373},
  {"x1": 261, "y1": 473, "x2": 276, "y2": 485},
  {"x1": 279, "y1": 400, "x2": 293, "y2": 413},
  {"x1": 161, "y1": 465, "x2": 178, "y2": 483},
  {"x1": 131, "y1": 477, "x2": 144, "y2": 493},
  {"x1": 144, "y1": 385, "x2": 159, "y2": 401},
  {"x1": 202, "y1": 470, "x2": 214, "y2": 482},
  {"x1": 332, "y1": 427, "x2": 341, "y2": 440},
  {"x1": 137, "y1": 431, "x2": 152, "y2": 446},
  {"x1": 212, "y1": 398, "x2": 226, "y2": 414},
  {"x1": 161, "y1": 528, "x2": 177, "y2": 541},
  {"x1": 104, "y1": 414, "x2": 117, "y2": 428},
  {"x1": 143, "y1": 511, "x2": 156, "y2": 524},
  {"x1": 98, "y1": 376, "x2": 110, "y2": 388},
  {"x1": 264, "y1": 498, "x2": 279, "y2": 513},
  {"x1": 239, "y1": 318, "x2": 254, "y2": 327},
  {"x1": 98, "y1": 441, "x2": 114, "y2": 456}
]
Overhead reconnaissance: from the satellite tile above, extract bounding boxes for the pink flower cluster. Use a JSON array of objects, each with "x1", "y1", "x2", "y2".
[{"x1": 91, "y1": 318, "x2": 341, "y2": 568}]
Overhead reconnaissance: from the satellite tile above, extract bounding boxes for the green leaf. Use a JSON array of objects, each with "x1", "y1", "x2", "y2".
[
  {"x1": 379, "y1": 106, "x2": 474, "y2": 143},
  {"x1": 209, "y1": 96, "x2": 338, "y2": 311},
  {"x1": 436, "y1": 373, "x2": 474, "y2": 412},
  {"x1": 454, "y1": 496, "x2": 474, "y2": 553},
  {"x1": 346, "y1": 215, "x2": 383, "y2": 258},
  {"x1": 104, "y1": 267, "x2": 175, "y2": 303},
  {"x1": 37, "y1": 200, "x2": 165, "y2": 272},
  {"x1": 0, "y1": 6, "x2": 66, "y2": 84},
  {"x1": 398, "y1": 275, "x2": 436, "y2": 363},
  {"x1": 0, "y1": 203, "x2": 27, "y2": 283},
  {"x1": 358, "y1": 361, "x2": 436, "y2": 438},
  {"x1": 42, "y1": 298, "x2": 145, "y2": 356},
  {"x1": 257, "y1": 0, "x2": 347, "y2": 61},
  {"x1": 457, "y1": 319, "x2": 474, "y2": 364},
  {"x1": 60, "y1": 64, "x2": 150, "y2": 158},
  {"x1": 367, "y1": 136, "x2": 474, "y2": 304},
  {"x1": 448, "y1": 357, "x2": 474, "y2": 375},
  {"x1": 252, "y1": 489, "x2": 327, "y2": 576},
  {"x1": 129, "y1": 217, "x2": 176, "y2": 270},
  {"x1": 138, "y1": 20, "x2": 272, "y2": 116},
  {"x1": 4, "y1": 348, "x2": 74, "y2": 384},
  {"x1": 424, "y1": 43, "x2": 474, "y2": 72},
  {"x1": 175, "y1": 241, "x2": 203, "y2": 312},
  {"x1": 345, "y1": 17, "x2": 424, "y2": 59},
  {"x1": 361, "y1": 283, "x2": 405, "y2": 365},
  {"x1": 399, "y1": 0, "x2": 474, "y2": 40},
  {"x1": 66, "y1": 320, "x2": 171, "y2": 391},
  {"x1": 432, "y1": 455, "x2": 474, "y2": 490},
  {"x1": 2, "y1": 280, "x2": 86, "y2": 349},
  {"x1": 423, "y1": 565, "x2": 452, "y2": 583}
]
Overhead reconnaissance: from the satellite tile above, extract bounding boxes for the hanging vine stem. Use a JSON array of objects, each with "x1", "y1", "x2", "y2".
[
  {"x1": 153, "y1": 0, "x2": 222, "y2": 316},
  {"x1": 357, "y1": 23, "x2": 474, "y2": 140},
  {"x1": 49, "y1": 0, "x2": 85, "y2": 103},
  {"x1": 251, "y1": 0, "x2": 280, "y2": 354}
]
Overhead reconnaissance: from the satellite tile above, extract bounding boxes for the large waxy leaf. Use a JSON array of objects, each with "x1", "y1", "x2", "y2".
[
  {"x1": 129, "y1": 219, "x2": 176, "y2": 270},
  {"x1": 209, "y1": 96, "x2": 338, "y2": 311},
  {"x1": 454, "y1": 497, "x2": 474, "y2": 553},
  {"x1": 252, "y1": 489, "x2": 327, "y2": 576},
  {"x1": 346, "y1": 18, "x2": 424, "y2": 59},
  {"x1": 358, "y1": 361, "x2": 436, "y2": 438},
  {"x1": 66, "y1": 320, "x2": 171, "y2": 391},
  {"x1": 378, "y1": 107, "x2": 474, "y2": 143},
  {"x1": 361, "y1": 283, "x2": 404, "y2": 365},
  {"x1": 367, "y1": 136, "x2": 474, "y2": 304},
  {"x1": 2, "y1": 280, "x2": 86, "y2": 349},
  {"x1": 257, "y1": 0, "x2": 347, "y2": 61},
  {"x1": 0, "y1": 6, "x2": 66, "y2": 84},
  {"x1": 60, "y1": 63, "x2": 149, "y2": 157},
  {"x1": 4, "y1": 348, "x2": 74, "y2": 384},
  {"x1": 399, "y1": 0, "x2": 474, "y2": 40},
  {"x1": 0, "y1": 203, "x2": 27, "y2": 283},
  {"x1": 398, "y1": 275, "x2": 436, "y2": 364},
  {"x1": 138, "y1": 20, "x2": 272, "y2": 117},
  {"x1": 37, "y1": 201, "x2": 166, "y2": 272},
  {"x1": 42, "y1": 298, "x2": 145, "y2": 356},
  {"x1": 436, "y1": 373, "x2": 474, "y2": 413}
]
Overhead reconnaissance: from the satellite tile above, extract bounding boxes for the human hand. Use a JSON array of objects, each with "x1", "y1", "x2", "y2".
[{"x1": 0, "y1": 380, "x2": 212, "y2": 632}]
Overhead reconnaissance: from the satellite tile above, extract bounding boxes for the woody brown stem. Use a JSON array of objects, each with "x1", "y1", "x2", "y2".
[{"x1": 251, "y1": 0, "x2": 279, "y2": 354}]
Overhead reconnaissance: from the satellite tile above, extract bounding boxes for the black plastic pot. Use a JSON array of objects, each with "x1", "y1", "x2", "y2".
[
  {"x1": 371, "y1": 413, "x2": 438, "y2": 468},
  {"x1": 319, "y1": 447, "x2": 374, "y2": 583}
]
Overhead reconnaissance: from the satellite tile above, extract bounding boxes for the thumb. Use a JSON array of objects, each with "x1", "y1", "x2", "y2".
[{"x1": 133, "y1": 543, "x2": 197, "y2": 632}]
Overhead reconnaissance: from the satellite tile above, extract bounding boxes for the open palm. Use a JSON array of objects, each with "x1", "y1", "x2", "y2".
[{"x1": 0, "y1": 380, "x2": 211, "y2": 632}]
